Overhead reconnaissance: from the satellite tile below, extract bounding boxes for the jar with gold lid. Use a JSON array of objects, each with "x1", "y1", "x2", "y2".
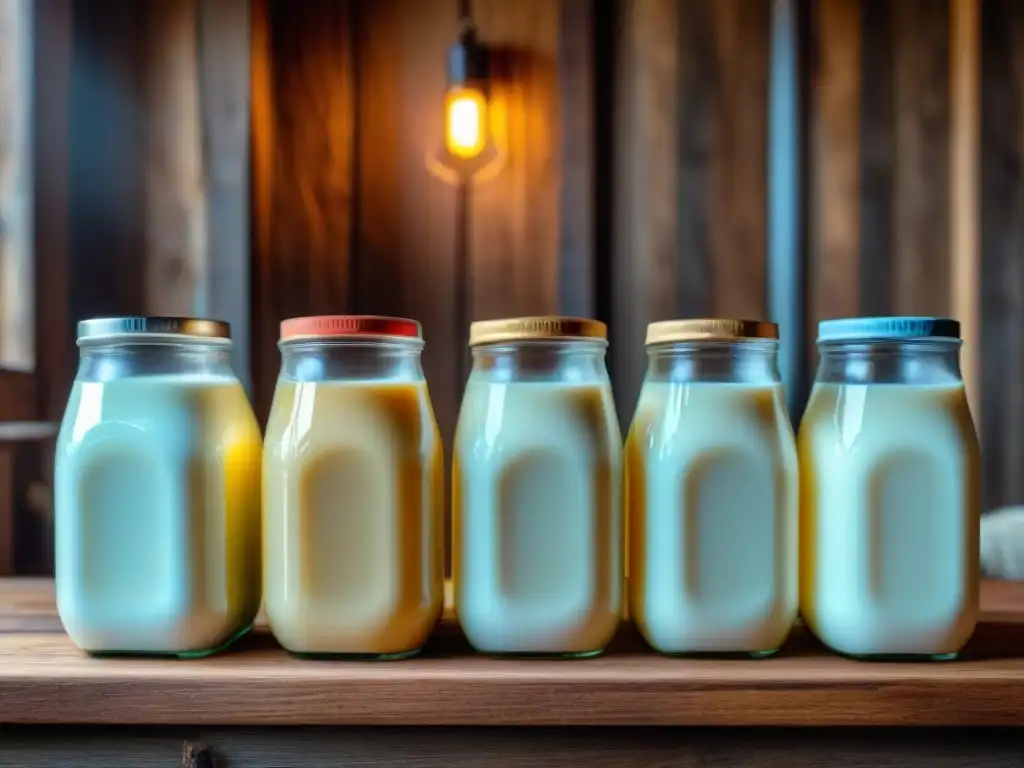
[
  {"x1": 452, "y1": 316, "x2": 622, "y2": 657},
  {"x1": 626, "y1": 319, "x2": 798, "y2": 657}
]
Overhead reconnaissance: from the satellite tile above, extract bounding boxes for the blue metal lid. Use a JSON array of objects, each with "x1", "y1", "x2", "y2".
[{"x1": 817, "y1": 316, "x2": 961, "y2": 342}]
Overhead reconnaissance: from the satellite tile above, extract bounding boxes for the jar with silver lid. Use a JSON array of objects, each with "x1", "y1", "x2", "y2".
[{"x1": 54, "y1": 317, "x2": 262, "y2": 656}]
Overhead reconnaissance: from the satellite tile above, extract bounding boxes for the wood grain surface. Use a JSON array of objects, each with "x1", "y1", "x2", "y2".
[
  {"x1": 3, "y1": 725, "x2": 1024, "y2": 768},
  {"x1": 3, "y1": 578, "x2": 1024, "y2": 727}
]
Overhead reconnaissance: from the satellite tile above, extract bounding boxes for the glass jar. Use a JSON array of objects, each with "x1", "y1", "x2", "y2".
[
  {"x1": 54, "y1": 317, "x2": 262, "y2": 656},
  {"x1": 799, "y1": 317, "x2": 980, "y2": 659},
  {"x1": 262, "y1": 315, "x2": 444, "y2": 659},
  {"x1": 626, "y1": 319, "x2": 798, "y2": 657},
  {"x1": 453, "y1": 316, "x2": 623, "y2": 657}
]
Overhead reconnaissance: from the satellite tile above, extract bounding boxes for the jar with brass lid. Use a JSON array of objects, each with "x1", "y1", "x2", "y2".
[
  {"x1": 625, "y1": 319, "x2": 798, "y2": 656},
  {"x1": 54, "y1": 316, "x2": 262, "y2": 656},
  {"x1": 453, "y1": 316, "x2": 622, "y2": 657}
]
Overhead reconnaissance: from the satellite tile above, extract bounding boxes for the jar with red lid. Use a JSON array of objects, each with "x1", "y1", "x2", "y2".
[{"x1": 262, "y1": 315, "x2": 444, "y2": 658}]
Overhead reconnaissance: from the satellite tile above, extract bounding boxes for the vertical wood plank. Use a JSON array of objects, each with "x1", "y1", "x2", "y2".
[
  {"x1": 678, "y1": 0, "x2": 771, "y2": 321},
  {"x1": 951, "y1": 0, "x2": 980, "y2": 423},
  {"x1": 33, "y1": 0, "x2": 73, "y2": 422},
  {"x1": 68, "y1": 0, "x2": 147, "y2": 323},
  {"x1": 354, "y1": 0, "x2": 459, "y2": 571},
  {"x1": 467, "y1": 0, "x2": 561, "y2": 322},
  {"x1": 0, "y1": 0, "x2": 34, "y2": 371},
  {"x1": 199, "y1": 0, "x2": 252, "y2": 389},
  {"x1": 612, "y1": 0, "x2": 771, "y2": 423},
  {"x1": 807, "y1": 0, "x2": 952, "y2": 373},
  {"x1": 558, "y1": 0, "x2": 595, "y2": 319},
  {"x1": 250, "y1": 0, "x2": 357, "y2": 420},
  {"x1": 612, "y1": 0, "x2": 680, "y2": 423},
  {"x1": 890, "y1": 0, "x2": 950, "y2": 316},
  {"x1": 807, "y1": 0, "x2": 861, "y2": 341},
  {"x1": 768, "y1": 0, "x2": 805, "y2": 418},
  {"x1": 141, "y1": 0, "x2": 206, "y2": 319},
  {"x1": 980, "y1": 0, "x2": 1024, "y2": 509}
]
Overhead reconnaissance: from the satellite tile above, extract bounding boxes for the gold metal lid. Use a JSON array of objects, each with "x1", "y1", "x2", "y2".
[
  {"x1": 645, "y1": 318, "x2": 778, "y2": 345},
  {"x1": 469, "y1": 316, "x2": 607, "y2": 346}
]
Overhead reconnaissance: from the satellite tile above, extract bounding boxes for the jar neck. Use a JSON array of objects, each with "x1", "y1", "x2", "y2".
[
  {"x1": 76, "y1": 339, "x2": 235, "y2": 382},
  {"x1": 815, "y1": 339, "x2": 963, "y2": 385},
  {"x1": 470, "y1": 340, "x2": 609, "y2": 384},
  {"x1": 645, "y1": 340, "x2": 781, "y2": 385},
  {"x1": 279, "y1": 337, "x2": 425, "y2": 382}
]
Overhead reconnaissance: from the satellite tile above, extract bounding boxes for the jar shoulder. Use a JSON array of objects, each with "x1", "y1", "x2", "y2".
[
  {"x1": 264, "y1": 378, "x2": 439, "y2": 462},
  {"x1": 454, "y1": 378, "x2": 621, "y2": 455}
]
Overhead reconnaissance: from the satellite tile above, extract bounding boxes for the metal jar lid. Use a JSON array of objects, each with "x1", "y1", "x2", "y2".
[
  {"x1": 817, "y1": 317, "x2": 960, "y2": 343},
  {"x1": 280, "y1": 315, "x2": 422, "y2": 341},
  {"x1": 468, "y1": 316, "x2": 607, "y2": 346},
  {"x1": 645, "y1": 318, "x2": 778, "y2": 345},
  {"x1": 76, "y1": 316, "x2": 232, "y2": 343}
]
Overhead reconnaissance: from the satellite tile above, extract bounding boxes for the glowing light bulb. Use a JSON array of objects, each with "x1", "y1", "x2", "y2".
[{"x1": 445, "y1": 86, "x2": 488, "y2": 160}]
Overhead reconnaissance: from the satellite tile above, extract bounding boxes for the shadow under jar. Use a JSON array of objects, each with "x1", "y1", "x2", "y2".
[
  {"x1": 799, "y1": 317, "x2": 980, "y2": 660},
  {"x1": 453, "y1": 317, "x2": 623, "y2": 658},
  {"x1": 626, "y1": 319, "x2": 799, "y2": 657},
  {"x1": 54, "y1": 317, "x2": 262, "y2": 657},
  {"x1": 262, "y1": 316, "x2": 444, "y2": 659}
]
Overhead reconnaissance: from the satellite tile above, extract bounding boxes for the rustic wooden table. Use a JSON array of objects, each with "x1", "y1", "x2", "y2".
[{"x1": 2, "y1": 578, "x2": 1024, "y2": 766}]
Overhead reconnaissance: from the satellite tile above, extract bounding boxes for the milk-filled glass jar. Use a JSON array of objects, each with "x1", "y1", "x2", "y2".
[
  {"x1": 263, "y1": 316, "x2": 444, "y2": 659},
  {"x1": 626, "y1": 319, "x2": 798, "y2": 656},
  {"x1": 55, "y1": 317, "x2": 262, "y2": 656},
  {"x1": 453, "y1": 317, "x2": 622, "y2": 657},
  {"x1": 799, "y1": 317, "x2": 980, "y2": 659}
]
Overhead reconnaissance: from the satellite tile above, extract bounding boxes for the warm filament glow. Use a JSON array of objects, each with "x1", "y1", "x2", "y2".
[{"x1": 445, "y1": 86, "x2": 488, "y2": 160}]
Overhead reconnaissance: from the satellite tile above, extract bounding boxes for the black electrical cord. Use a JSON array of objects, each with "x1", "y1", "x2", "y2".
[
  {"x1": 453, "y1": 0, "x2": 475, "y2": 388},
  {"x1": 454, "y1": 182, "x2": 470, "y2": 388}
]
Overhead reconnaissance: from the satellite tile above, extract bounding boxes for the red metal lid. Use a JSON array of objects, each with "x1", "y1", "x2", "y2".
[{"x1": 280, "y1": 315, "x2": 422, "y2": 340}]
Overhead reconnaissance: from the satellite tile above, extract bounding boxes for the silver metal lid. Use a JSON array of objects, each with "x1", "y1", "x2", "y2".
[
  {"x1": 77, "y1": 316, "x2": 232, "y2": 342},
  {"x1": 817, "y1": 316, "x2": 961, "y2": 343}
]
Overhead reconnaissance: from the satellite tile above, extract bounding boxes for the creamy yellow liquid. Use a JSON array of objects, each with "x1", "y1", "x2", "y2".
[
  {"x1": 55, "y1": 374, "x2": 262, "y2": 655},
  {"x1": 453, "y1": 380, "x2": 622, "y2": 656},
  {"x1": 263, "y1": 379, "x2": 443, "y2": 656},
  {"x1": 626, "y1": 382, "x2": 798, "y2": 654},
  {"x1": 799, "y1": 382, "x2": 980, "y2": 657}
]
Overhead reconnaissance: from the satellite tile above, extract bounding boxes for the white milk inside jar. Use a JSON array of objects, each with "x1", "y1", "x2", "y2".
[
  {"x1": 54, "y1": 317, "x2": 262, "y2": 656},
  {"x1": 626, "y1": 319, "x2": 799, "y2": 656},
  {"x1": 799, "y1": 317, "x2": 980, "y2": 659},
  {"x1": 453, "y1": 317, "x2": 622, "y2": 656}
]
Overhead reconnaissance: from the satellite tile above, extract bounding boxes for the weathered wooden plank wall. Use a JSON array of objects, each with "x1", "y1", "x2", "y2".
[
  {"x1": 806, "y1": 0, "x2": 952, "y2": 341},
  {"x1": 251, "y1": 0, "x2": 594, "y2": 570},
  {"x1": 981, "y1": 0, "x2": 1024, "y2": 512},
  {"x1": 7, "y1": 0, "x2": 1024, "y2": 572},
  {"x1": 612, "y1": 0, "x2": 772, "y2": 427}
]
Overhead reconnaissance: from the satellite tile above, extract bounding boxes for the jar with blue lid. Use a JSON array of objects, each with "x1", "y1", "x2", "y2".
[{"x1": 798, "y1": 316, "x2": 980, "y2": 659}]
